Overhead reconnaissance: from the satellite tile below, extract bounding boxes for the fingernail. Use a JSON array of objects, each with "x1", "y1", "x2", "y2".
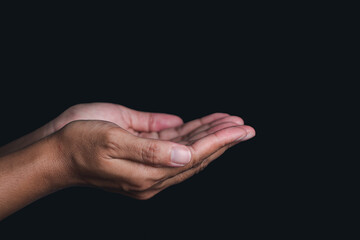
[{"x1": 171, "y1": 146, "x2": 191, "y2": 166}]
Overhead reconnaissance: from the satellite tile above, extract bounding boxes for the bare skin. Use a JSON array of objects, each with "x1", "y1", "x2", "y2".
[{"x1": 0, "y1": 103, "x2": 255, "y2": 220}]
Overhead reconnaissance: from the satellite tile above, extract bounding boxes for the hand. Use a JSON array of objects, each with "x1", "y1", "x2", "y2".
[
  {"x1": 51, "y1": 102, "x2": 184, "y2": 136},
  {"x1": 53, "y1": 102, "x2": 254, "y2": 143},
  {"x1": 0, "y1": 102, "x2": 253, "y2": 157},
  {"x1": 0, "y1": 103, "x2": 183, "y2": 156},
  {"x1": 0, "y1": 104, "x2": 255, "y2": 218},
  {"x1": 55, "y1": 117, "x2": 254, "y2": 200}
]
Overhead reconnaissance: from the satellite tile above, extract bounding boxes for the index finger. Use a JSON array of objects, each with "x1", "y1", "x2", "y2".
[
  {"x1": 148, "y1": 125, "x2": 250, "y2": 180},
  {"x1": 188, "y1": 125, "x2": 248, "y2": 167},
  {"x1": 132, "y1": 126, "x2": 254, "y2": 197},
  {"x1": 158, "y1": 113, "x2": 230, "y2": 140}
]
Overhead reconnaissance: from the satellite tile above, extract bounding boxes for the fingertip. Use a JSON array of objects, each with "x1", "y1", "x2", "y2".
[
  {"x1": 239, "y1": 125, "x2": 256, "y2": 141},
  {"x1": 168, "y1": 115, "x2": 184, "y2": 126},
  {"x1": 154, "y1": 114, "x2": 184, "y2": 131},
  {"x1": 235, "y1": 128, "x2": 248, "y2": 141},
  {"x1": 249, "y1": 126, "x2": 256, "y2": 137},
  {"x1": 204, "y1": 125, "x2": 248, "y2": 145}
]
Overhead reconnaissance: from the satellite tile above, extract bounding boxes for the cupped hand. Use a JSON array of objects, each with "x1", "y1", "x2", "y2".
[
  {"x1": 52, "y1": 102, "x2": 254, "y2": 142},
  {"x1": 0, "y1": 102, "x2": 256, "y2": 220},
  {"x1": 56, "y1": 113, "x2": 255, "y2": 199},
  {"x1": 51, "y1": 103, "x2": 185, "y2": 136}
]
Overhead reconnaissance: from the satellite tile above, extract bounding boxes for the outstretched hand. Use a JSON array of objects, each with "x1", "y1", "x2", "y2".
[
  {"x1": 49, "y1": 103, "x2": 255, "y2": 199},
  {"x1": 52, "y1": 102, "x2": 255, "y2": 142},
  {"x1": 0, "y1": 103, "x2": 255, "y2": 219},
  {"x1": 56, "y1": 116, "x2": 254, "y2": 199}
]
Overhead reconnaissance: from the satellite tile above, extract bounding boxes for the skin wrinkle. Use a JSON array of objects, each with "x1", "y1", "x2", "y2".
[
  {"x1": 138, "y1": 142, "x2": 234, "y2": 197},
  {"x1": 147, "y1": 113, "x2": 156, "y2": 132},
  {"x1": 181, "y1": 122, "x2": 240, "y2": 142}
]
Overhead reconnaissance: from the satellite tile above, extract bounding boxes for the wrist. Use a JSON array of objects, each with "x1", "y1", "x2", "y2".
[
  {"x1": 0, "y1": 134, "x2": 75, "y2": 219},
  {"x1": 45, "y1": 133, "x2": 80, "y2": 189}
]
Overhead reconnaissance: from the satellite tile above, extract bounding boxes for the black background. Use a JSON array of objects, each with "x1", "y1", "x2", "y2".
[{"x1": 0, "y1": 3, "x2": 342, "y2": 239}]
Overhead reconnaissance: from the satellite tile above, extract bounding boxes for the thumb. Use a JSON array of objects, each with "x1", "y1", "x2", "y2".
[{"x1": 121, "y1": 135, "x2": 192, "y2": 167}]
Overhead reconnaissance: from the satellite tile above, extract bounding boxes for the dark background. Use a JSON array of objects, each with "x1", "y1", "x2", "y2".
[{"x1": 0, "y1": 3, "x2": 346, "y2": 239}]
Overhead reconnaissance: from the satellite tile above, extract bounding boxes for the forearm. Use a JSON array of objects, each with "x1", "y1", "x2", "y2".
[
  {"x1": 0, "y1": 122, "x2": 54, "y2": 157},
  {"x1": 0, "y1": 134, "x2": 71, "y2": 220}
]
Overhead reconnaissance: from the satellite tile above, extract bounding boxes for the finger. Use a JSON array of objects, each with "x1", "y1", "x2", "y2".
[
  {"x1": 154, "y1": 158, "x2": 220, "y2": 193},
  {"x1": 188, "y1": 125, "x2": 248, "y2": 167},
  {"x1": 149, "y1": 125, "x2": 248, "y2": 180},
  {"x1": 185, "y1": 115, "x2": 245, "y2": 139},
  {"x1": 189, "y1": 124, "x2": 256, "y2": 142},
  {"x1": 158, "y1": 113, "x2": 230, "y2": 140},
  {"x1": 185, "y1": 122, "x2": 242, "y2": 143},
  {"x1": 211, "y1": 115, "x2": 244, "y2": 126},
  {"x1": 99, "y1": 156, "x2": 168, "y2": 194},
  {"x1": 115, "y1": 134, "x2": 192, "y2": 167},
  {"x1": 131, "y1": 142, "x2": 233, "y2": 198},
  {"x1": 126, "y1": 108, "x2": 183, "y2": 132},
  {"x1": 171, "y1": 121, "x2": 241, "y2": 144},
  {"x1": 99, "y1": 144, "x2": 228, "y2": 199},
  {"x1": 138, "y1": 119, "x2": 239, "y2": 140},
  {"x1": 126, "y1": 125, "x2": 255, "y2": 199}
]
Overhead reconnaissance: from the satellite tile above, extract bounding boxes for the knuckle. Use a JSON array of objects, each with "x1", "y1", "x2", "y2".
[
  {"x1": 153, "y1": 180, "x2": 166, "y2": 190},
  {"x1": 103, "y1": 127, "x2": 121, "y2": 142},
  {"x1": 134, "y1": 192, "x2": 156, "y2": 200},
  {"x1": 145, "y1": 168, "x2": 167, "y2": 182},
  {"x1": 141, "y1": 141, "x2": 160, "y2": 165},
  {"x1": 130, "y1": 177, "x2": 154, "y2": 192},
  {"x1": 138, "y1": 181, "x2": 154, "y2": 192},
  {"x1": 187, "y1": 148, "x2": 198, "y2": 168},
  {"x1": 102, "y1": 128, "x2": 124, "y2": 150},
  {"x1": 124, "y1": 167, "x2": 161, "y2": 192},
  {"x1": 148, "y1": 113, "x2": 155, "y2": 131}
]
